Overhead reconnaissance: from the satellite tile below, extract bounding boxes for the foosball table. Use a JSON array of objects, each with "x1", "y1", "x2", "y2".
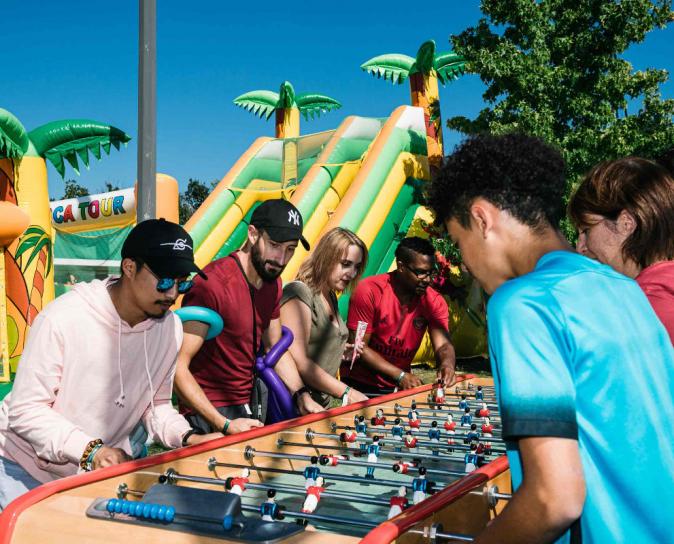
[{"x1": 0, "y1": 376, "x2": 511, "y2": 543}]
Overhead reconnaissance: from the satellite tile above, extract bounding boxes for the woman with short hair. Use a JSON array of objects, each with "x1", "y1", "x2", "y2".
[
  {"x1": 568, "y1": 157, "x2": 674, "y2": 342},
  {"x1": 280, "y1": 228, "x2": 369, "y2": 406}
]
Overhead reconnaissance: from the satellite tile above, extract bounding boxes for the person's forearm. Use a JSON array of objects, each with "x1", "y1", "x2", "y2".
[
  {"x1": 173, "y1": 361, "x2": 226, "y2": 431},
  {"x1": 298, "y1": 361, "x2": 347, "y2": 398},
  {"x1": 474, "y1": 483, "x2": 576, "y2": 544},
  {"x1": 275, "y1": 353, "x2": 306, "y2": 393},
  {"x1": 359, "y1": 346, "x2": 405, "y2": 381},
  {"x1": 435, "y1": 342, "x2": 456, "y2": 370}
]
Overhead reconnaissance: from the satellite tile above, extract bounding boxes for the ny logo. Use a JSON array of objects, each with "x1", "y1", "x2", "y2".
[{"x1": 288, "y1": 210, "x2": 300, "y2": 226}]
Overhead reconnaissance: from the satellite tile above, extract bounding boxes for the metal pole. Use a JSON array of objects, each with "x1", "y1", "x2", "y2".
[{"x1": 137, "y1": 0, "x2": 156, "y2": 222}]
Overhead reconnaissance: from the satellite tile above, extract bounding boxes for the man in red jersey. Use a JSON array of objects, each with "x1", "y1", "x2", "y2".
[
  {"x1": 340, "y1": 237, "x2": 456, "y2": 393},
  {"x1": 175, "y1": 200, "x2": 323, "y2": 435}
]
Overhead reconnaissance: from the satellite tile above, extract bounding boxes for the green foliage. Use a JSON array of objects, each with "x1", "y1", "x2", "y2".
[
  {"x1": 61, "y1": 179, "x2": 89, "y2": 199},
  {"x1": 234, "y1": 81, "x2": 341, "y2": 123},
  {"x1": 447, "y1": 0, "x2": 674, "y2": 239},
  {"x1": 102, "y1": 182, "x2": 120, "y2": 192},
  {"x1": 179, "y1": 178, "x2": 210, "y2": 224}
]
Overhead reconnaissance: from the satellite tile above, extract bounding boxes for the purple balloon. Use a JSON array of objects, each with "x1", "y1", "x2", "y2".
[{"x1": 257, "y1": 327, "x2": 297, "y2": 423}]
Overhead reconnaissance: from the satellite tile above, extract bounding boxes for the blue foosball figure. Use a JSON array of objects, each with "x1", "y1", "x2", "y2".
[
  {"x1": 303, "y1": 456, "x2": 320, "y2": 487},
  {"x1": 475, "y1": 385, "x2": 484, "y2": 401},
  {"x1": 391, "y1": 418, "x2": 404, "y2": 452},
  {"x1": 464, "y1": 423, "x2": 480, "y2": 444},
  {"x1": 355, "y1": 415, "x2": 368, "y2": 453},
  {"x1": 407, "y1": 401, "x2": 420, "y2": 420},
  {"x1": 365, "y1": 436, "x2": 381, "y2": 478},
  {"x1": 412, "y1": 467, "x2": 429, "y2": 504},
  {"x1": 458, "y1": 394, "x2": 468, "y2": 410},
  {"x1": 427, "y1": 421, "x2": 441, "y2": 456},
  {"x1": 460, "y1": 407, "x2": 473, "y2": 427},
  {"x1": 464, "y1": 444, "x2": 480, "y2": 473},
  {"x1": 260, "y1": 489, "x2": 280, "y2": 522}
]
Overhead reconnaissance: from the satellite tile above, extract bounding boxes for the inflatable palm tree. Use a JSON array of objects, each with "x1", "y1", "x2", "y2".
[
  {"x1": 0, "y1": 108, "x2": 130, "y2": 377},
  {"x1": 234, "y1": 81, "x2": 341, "y2": 138},
  {"x1": 361, "y1": 40, "x2": 465, "y2": 166}
]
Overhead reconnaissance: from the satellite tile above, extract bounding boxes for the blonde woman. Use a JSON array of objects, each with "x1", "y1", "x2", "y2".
[{"x1": 281, "y1": 228, "x2": 369, "y2": 407}]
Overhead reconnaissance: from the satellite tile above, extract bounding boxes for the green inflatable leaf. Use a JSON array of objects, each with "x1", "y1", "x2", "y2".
[
  {"x1": 296, "y1": 93, "x2": 342, "y2": 121},
  {"x1": 0, "y1": 108, "x2": 30, "y2": 159},
  {"x1": 434, "y1": 52, "x2": 466, "y2": 85},
  {"x1": 411, "y1": 40, "x2": 436, "y2": 75},
  {"x1": 361, "y1": 54, "x2": 415, "y2": 84},
  {"x1": 28, "y1": 120, "x2": 131, "y2": 178},
  {"x1": 277, "y1": 81, "x2": 296, "y2": 110},
  {"x1": 233, "y1": 90, "x2": 280, "y2": 120}
]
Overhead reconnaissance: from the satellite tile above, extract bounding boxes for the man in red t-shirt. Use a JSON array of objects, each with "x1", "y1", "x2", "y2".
[
  {"x1": 340, "y1": 237, "x2": 456, "y2": 393},
  {"x1": 175, "y1": 200, "x2": 323, "y2": 435}
]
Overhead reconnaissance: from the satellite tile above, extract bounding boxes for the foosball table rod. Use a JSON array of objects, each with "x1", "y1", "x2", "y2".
[
  {"x1": 276, "y1": 438, "x2": 475, "y2": 463},
  {"x1": 242, "y1": 505, "x2": 475, "y2": 542},
  {"x1": 303, "y1": 429, "x2": 506, "y2": 454},
  {"x1": 207, "y1": 458, "x2": 413, "y2": 488},
  {"x1": 390, "y1": 406, "x2": 503, "y2": 422},
  {"x1": 244, "y1": 445, "x2": 463, "y2": 478},
  {"x1": 330, "y1": 423, "x2": 505, "y2": 443},
  {"x1": 160, "y1": 468, "x2": 391, "y2": 507}
]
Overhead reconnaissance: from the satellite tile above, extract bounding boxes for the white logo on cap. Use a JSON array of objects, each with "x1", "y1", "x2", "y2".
[
  {"x1": 160, "y1": 239, "x2": 192, "y2": 251},
  {"x1": 288, "y1": 210, "x2": 300, "y2": 226}
]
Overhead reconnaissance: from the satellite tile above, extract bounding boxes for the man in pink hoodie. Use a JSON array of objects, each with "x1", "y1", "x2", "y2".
[{"x1": 0, "y1": 219, "x2": 219, "y2": 510}]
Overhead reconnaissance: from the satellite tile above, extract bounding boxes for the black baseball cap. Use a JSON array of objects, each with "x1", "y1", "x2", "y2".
[
  {"x1": 121, "y1": 218, "x2": 207, "y2": 280},
  {"x1": 250, "y1": 199, "x2": 310, "y2": 250}
]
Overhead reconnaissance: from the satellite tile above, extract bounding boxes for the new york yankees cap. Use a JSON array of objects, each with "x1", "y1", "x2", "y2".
[
  {"x1": 250, "y1": 199, "x2": 310, "y2": 250},
  {"x1": 121, "y1": 218, "x2": 207, "y2": 279}
]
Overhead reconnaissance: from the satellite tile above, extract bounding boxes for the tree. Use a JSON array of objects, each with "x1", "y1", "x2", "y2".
[
  {"x1": 61, "y1": 179, "x2": 90, "y2": 199},
  {"x1": 361, "y1": 40, "x2": 466, "y2": 166},
  {"x1": 233, "y1": 81, "x2": 341, "y2": 138},
  {"x1": 447, "y1": 0, "x2": 674, "y2": 235},
  {"x1": 179, "y1": 178, "x2": 210, "y2": 224},
  {"x1": 102, "y1": 182, "x2": 120, "y2": 192}
]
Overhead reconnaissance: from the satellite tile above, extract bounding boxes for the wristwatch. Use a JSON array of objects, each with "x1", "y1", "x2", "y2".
[{"x1": 292, "y1": 386, "x2": 312, "y2": 407}]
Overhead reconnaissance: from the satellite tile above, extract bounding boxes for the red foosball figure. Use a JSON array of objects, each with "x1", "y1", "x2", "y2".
[
  {"x1": 226, "y1": 468, "x2": 250, "y2": 496},
  {"x1": 392, "y1": 460, "x2": 417, "y2": 474},
  {"x1": 477, "y1": 441, "x2": 492, "y2": 456},
  {"x1": 404, "y1": 430, "x2": 418, "y2": 450},
  {"x1": 302, "y1": 476, "x2": 326, "y2": 513},
  {"x1": 340, "y1": 426, "x2": 358, "y2": 449},
  {"x1": 432, "y1": 379, "x2": 446, "y2": 405},
  {"x1": 444, "y1": 413, "x2": 456, "y2": 432},
  {"x1": 387, "y1": 486, "x2": 409, "y2": 520},
  {"x1": 481, "y1": 417, "x2": 493, "y2": 436},
  {"x1": 408, "y1": 411, "x2": 421, "y2": 428},
  {"x1": 320, "y1": 454, "x2": 348, "y2": 467},
  {"x1": 477, "y1": 403, "x2": 490, "y2": 418},
  {"x1": 371, "y1": 408, "x2": 387, "y2": 427}
]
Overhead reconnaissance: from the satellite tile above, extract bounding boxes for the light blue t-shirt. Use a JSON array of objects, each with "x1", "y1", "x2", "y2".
[{"x1": 488, "y1": 251, "x2": 674, "y2": 543}]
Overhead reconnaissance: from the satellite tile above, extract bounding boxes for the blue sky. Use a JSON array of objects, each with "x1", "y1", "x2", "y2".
[{"x1": 3, "y1": 1, "x2": 673, "y2": 199}]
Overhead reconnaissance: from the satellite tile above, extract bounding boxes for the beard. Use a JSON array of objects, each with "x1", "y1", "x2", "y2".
[{"x1": 251, "y1": 242, "x2": 285, "y2": 282}]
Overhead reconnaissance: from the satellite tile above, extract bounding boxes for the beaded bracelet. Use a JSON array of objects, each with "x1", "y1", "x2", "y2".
[
  {"x1": 84, "y1": 444, "x2": 103, "y2": 472},
  {"x1": 79, "y1": 438, "x2": 103, "y2": 471}
]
